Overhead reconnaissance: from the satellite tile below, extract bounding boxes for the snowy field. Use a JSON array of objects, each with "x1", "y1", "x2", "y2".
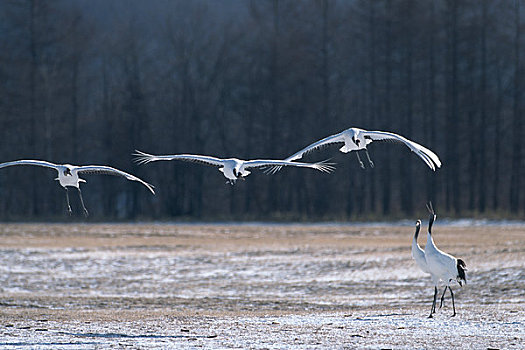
[{"x1": 0, "y1": 223, "x2": 523, "y2": 349}]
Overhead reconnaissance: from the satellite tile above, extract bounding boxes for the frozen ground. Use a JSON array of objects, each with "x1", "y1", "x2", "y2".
[{"x1": 0, "y1": 223, "x2": 523, "y2": 349}]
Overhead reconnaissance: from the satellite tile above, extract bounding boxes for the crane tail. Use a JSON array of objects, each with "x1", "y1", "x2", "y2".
[{"x1": 457, "y1": 258, "x2": 467, "y2": 286}]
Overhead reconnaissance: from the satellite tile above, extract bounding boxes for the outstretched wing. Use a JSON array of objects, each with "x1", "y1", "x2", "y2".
[
  {"x1": 244, "y1": 159, "x2": 335, "y2": 174},
  {"x1": 268, "y1": 132, "x2": 345, "y2": 174},
  {"x1": 133, "y1": 150, "x2": 224, "y2": 168},
  {"x1": 74, "y1": 165, "x2": 155, "y2": 194},
  {"x1": 0, "y1": 159, "x2": 60, "y2": 171},
  {"x1": 363, "y1": 130, "x2": 442, "y2": 171},
  {"x1": 284, "y1": 132, "x2": 346, "y2": 162}
]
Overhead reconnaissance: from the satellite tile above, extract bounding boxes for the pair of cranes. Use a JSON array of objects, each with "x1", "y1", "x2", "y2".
[{"x1": 412, "y1": 202, "x2": 467, "y2": 318}]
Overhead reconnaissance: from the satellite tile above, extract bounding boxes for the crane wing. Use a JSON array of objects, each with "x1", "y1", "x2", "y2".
[
  {"x1": 268, "y1": 132, "x2": 344, "y2": 174},
  {"x1": 133, "y1": 150, "x2": 224, "y2": 168},
  {"x1": 0, "y1": 159, "x2": 60, "y2": 171},
  {"x1": 244, "y1": 159, "x2": 335, "y2": 174},
  {"x1": 363, "y1": 130, "x2": 442, "y2": 171},
  {"x1": 75, "y1": 165, "x2": 155, "y2": 194},
  {"x1": 284, "y1": 132, "x2": 346, "y2": 162}
]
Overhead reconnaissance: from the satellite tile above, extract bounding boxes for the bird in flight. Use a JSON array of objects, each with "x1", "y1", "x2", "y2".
[
  {"x1": 271, "y1": 127, "x2": 441, "y2": 172},
  {"x1": 133, "y1": 150, "x2": 335, "y2": 185},
  {"x1": 424, "y1": 202, "x2": 467, "y2": 318},
  {"x1": 0, "y1": 160, "x2": 155, "y2": 216}
]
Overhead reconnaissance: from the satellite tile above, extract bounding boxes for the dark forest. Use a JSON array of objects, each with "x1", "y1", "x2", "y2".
[{"x1": 0, "y1": 0, "x2": 524, "y2": 220}]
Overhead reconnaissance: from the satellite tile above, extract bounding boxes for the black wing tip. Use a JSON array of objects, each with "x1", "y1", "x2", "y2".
[{"x1": 457, "y1": 258, "x2": 467, "y2": 285}]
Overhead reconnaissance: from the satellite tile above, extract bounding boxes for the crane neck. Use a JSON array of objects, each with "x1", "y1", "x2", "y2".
[
  {"x1": 428, "y1": 215, "x2": 436, "y2": 236},
  {"x1": 412, "y1": 236, "x2": 422, "y2": 254},
  {"x1": 425, "y1": 230, "x2": 436, "y2": 251}
]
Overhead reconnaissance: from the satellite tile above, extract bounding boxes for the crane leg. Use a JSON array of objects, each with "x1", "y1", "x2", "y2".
[
  {"x1": 364, "y1": 149, "x2": 374, "y2": 168},
  {"x1": 439, "y1": 286, "x2": 448, "y2": 309},
  {"x1": 429, "y1": 286, "x2": 437, "y2": 318},
  {"x1": 64, "y1": 188, "x2": 72, "y2": 216},
  {"x1": 449, "y1": 286, "x2": 456, "y2": 317},
  {"x1": 355, "y1": 151, "x2": 365, "y2": 169},
  {"x1": 77, "y1": 188, "x2": 89, "y2": 217}
]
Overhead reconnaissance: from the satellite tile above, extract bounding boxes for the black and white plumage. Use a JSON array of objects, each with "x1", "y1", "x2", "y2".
[
  {"x1": 412, "y1": 219, "x2": 443, "y2": 317},
  {"x1": 412, "y1": 220, "x2": 431, "y2": 274},
  {"x1": 0, "y1": 160, "x2": 155, "y2": 216},
  {"x1": 133, "y1": 150, "x2": 335, "y2": 185},
  {"x1": 272, "y1": 127, "x2": 441, "y2": 171},
  {"x1": 424, "y1": 202, "x2": 467, "y2": 318},
  {"x1": 412, "y1": 219, "x2": 439, "y2": 279}
]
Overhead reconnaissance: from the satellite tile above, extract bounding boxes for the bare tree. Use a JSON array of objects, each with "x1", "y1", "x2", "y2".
[{"x1": 510, "y1": 0, "x2": 522, "y2": 213}]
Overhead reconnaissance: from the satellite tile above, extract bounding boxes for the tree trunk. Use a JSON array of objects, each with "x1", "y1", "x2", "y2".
[
  {"x1": 29, "y1": 0, "x2": 38, "y2": 216},
  {"x1": 446, "y1": 0, "x2": 460, "y2": 214},
  {"x1": 477, "y1": 0, "x2": 488, "y2": 213},
  {"x1": 510, "y1": 0, "x2": 522, "y2": 213}
]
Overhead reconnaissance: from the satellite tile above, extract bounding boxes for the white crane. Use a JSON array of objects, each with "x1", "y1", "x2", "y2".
[
  {"x1": 412, "y1": 220, "x2": 430, "y2": 274},
  {"x1": 411, "y1": 219, "x2": 445, "y2": 317},
  {"x1": 269, "y1": 127, "x2": 441, "y2": 173},
  {"x1": 133, "y1": 150, "x2": 335, "y2": 185},
  {"x1": 0, "y1": 160, "x2": 155, "y2": 216},
  {"x1": 424, "y1": 202, "x2": 467, "y2": 318}
]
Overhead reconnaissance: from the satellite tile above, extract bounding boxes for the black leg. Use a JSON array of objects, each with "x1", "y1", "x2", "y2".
[
  {"x1": 439, "y1": 286, "x2": 447, "y2": 309},
  {"x1": 364, "y1": 149, "x2": 374, "y2": 168},
  {"x1": 64, "y1": 188, "x2": 72, "y2": 216},
  {"x1": 429, "y1": 286, "x2": 437, "y2": 318},
  {"x1": 355, "y1": 151, "x2": 365, "y2": 169},
  {"x1": 432, "y1": 286, "x2": 437, "y2": 313},
  {"x1": 77, "y1": 187, "x2": 89, "y2": 217},
  {"x1": 449, "y1": 286, "x2": 456, "y2": 317}
]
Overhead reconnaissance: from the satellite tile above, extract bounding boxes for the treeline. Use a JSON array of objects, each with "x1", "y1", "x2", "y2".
[{"x1": 0, "y1": 0, "x2": 524, "y2": 220}]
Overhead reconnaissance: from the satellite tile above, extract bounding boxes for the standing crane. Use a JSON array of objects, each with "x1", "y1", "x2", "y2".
[{"x1": 423, "y1": 202, "x2": 467, "y2": 318}]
